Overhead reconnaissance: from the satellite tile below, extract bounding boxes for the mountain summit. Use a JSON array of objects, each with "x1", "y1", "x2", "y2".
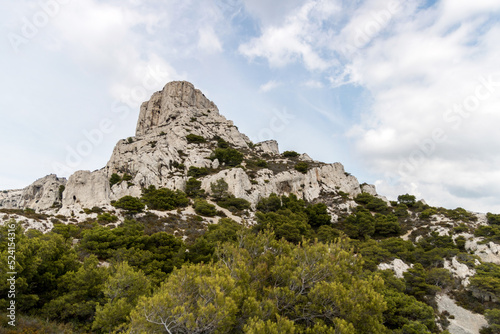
[{"x1": 0, "y1": 81, "x2": 374, "y2": 215}]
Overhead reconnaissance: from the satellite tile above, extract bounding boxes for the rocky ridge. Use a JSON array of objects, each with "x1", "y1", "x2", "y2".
[
  {"x1": 1, "y1": 81, "x2": 372, "y2": 218},
  {"x1": 0, "y1": 81, "x2": 497, "y2": 333}
]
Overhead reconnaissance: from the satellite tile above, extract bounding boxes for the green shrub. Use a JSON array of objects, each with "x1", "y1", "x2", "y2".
[
  {"x1": 355, "y1": 193, "x2": 389, "y2": 213},
  {"x1": 420, "y1": 208, "x2": 437, "y2": 220},
  {"x1": 109, "y1": 173, "x2": 121, "y2": 186},
  {"x1": 186, "y1": 134, "x2": 206, "y2": 143},
  {"x1": 112, "y1": 196, "x2": 145, "y2": 214},
  {"x1": 141, "y1": 186, "x2": 189, "y2": 211},
  {"x1": 211, "y1": 148, "x2": 244, "y2": 166},
  {"x1": 186, "y1": 178, "x2": 204, "y2": 198},
  {"x1": 97, "y1": 213, "x2": 118, "y2": 223},
  {"x1": 282, "y1": 150, "x2": 299, "y2": 158},
  {"x1": 210, "y1": 179, "x2": 229, "y2": 201},
  {"x1": 216, "y1": 137, "x2": 229, "y2": 148},
  {"x1": 194, "y1": 199, "x2": 217, "y2": 217},
  {"x1": 398, "y1": 194, "x2": 416, "y2": 207},
  {"x1": 256, "y1": 159, "x2": 268, "y2": 167},
  {"x1": 187, "y1": 166, "x2": 210, "y2": 178},
  {"x1": 294, "y1": 162, "x2": 309, "y2": 174},
  {"x1": 487, "y1": 213, "x2": 500, "y2": 226},
  {"x1": 217, "y1": 197, "x2": 251, "y2": 213}
]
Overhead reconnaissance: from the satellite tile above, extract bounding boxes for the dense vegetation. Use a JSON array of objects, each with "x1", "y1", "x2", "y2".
[{"x1": 1, "y1": 191, "x2": 500, "y2": 333}]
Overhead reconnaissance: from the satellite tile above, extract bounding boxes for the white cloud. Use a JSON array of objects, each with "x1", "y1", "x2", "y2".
[
  {"x1": 198, "y1": 26, "x2": 223, "y2": 53},
  {"x1": 239, "y1": 0, "x2": 339, "y2": 70},
  {"x1": 344, "y1": 1, "x2": 500, "y2": 212},
  {"x1": 259, "y1": 80, "x2": 282, "y2": 92}
]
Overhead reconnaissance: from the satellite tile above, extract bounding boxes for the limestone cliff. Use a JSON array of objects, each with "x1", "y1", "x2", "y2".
[
  {"x1": 0, "y1": 174, "x2": 66, "y2": 211},
  {"x1": 1, "y1": 81, "x2": 376, "y2": 215}
]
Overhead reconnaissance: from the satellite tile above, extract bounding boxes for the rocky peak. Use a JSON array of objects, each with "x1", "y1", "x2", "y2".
[{"x1": 136, "y1": 81, "x2": 218, "y2": 136}]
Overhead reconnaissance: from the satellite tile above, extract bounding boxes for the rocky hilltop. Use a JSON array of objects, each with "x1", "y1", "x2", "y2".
[
  {"x1": 2, "y1": 81, "x2": 499, "y2": 334},
  {"x1": 1, "y1": 81, "x2": 374, "y2": 215}
]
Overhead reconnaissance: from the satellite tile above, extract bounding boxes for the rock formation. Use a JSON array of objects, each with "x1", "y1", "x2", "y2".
[
  {"x1": 0, "y1": 174, "x2": 66, "y2": 211},
  {"x1": 0, "y1": 80, "x2": 374, "y2": 215}
]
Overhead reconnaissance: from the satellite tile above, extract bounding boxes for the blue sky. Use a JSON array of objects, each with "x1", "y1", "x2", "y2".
[{"x1": 1, "y1": 0, "x2": 500, "y2": 213}]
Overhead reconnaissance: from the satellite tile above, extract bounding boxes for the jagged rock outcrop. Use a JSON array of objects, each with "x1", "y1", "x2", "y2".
[
  {"x1": 61, "y1": 170, "x2": 112, "y2": 210},
  {"x1": 0, "y1": 174, "x2": 66, "y2": 211},
  {"x1": 2, "y1": 81, "x2": 376, "y2": 213},
  {"x1": 378, "y1": 259, "x2": 411, "y2": 279}
]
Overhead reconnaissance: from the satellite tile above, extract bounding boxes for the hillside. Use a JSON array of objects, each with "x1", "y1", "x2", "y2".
[{"x1": 1, "y1": 81, "x2": 500, "y2": 333}]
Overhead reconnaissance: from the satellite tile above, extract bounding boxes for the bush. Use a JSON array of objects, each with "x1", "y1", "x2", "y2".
[
  {"x1": 210, "y1": 179, "x2": 229, "y2": 201},
  {"x1": 398, "y1": 194, "x2": 416, "y2": 207},
  {"x1": 109, "y1": 173, "x2": 121, "y2": 186},
  {"x1": 294, "y1": 162, "x2": 309, "y2": 174},
  {"x1": 355, "y1": 193, "x2": 389, "y2": 213},
  {"x1": 420, "y1": 208, "x2": 437, "y2": 220},
  {"x1": 194, "y1": 199, "x2": 217, "y2": 217},
  {"x1": 487, "y1": 213, "x2": 500, "y2": 226},
  {"x1": 211, "y1": 148, "x2": 244, "y2": 167},
  {"x1": 141, "y1": 186, "x2": 189, "y2": 211},
  {"x1": 256, "y1": 159, "x2": 268, "y2": 167},
  {"x1": 282, "y1": 150, "x2": 299, "y2": 158},
  {"x1": 112, "y1": 196, "x2": 145, "y2": 214},
  {"x1": 187, "y1": 166, "x2": 210, "y2": 178},
  {"x1": 217, "y1": 197, "x2": 251, "y2": 213},
  {"x1": 186, "y1": 134, "x2": 206, "y2": 143},
  {"x1": 186, "y1": 178, "x2": 204, "y2": 198}
]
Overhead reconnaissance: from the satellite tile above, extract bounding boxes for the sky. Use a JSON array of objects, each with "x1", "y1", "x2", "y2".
[{"x1": 1, "y1": 0, "x2": 500, "y2": 213}]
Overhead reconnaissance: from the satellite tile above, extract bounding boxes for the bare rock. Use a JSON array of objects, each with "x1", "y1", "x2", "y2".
[
  {"x1": 436, "y1": 293, "x2": 487, "y2": 334},
  {"x1": 0, "y1": 174, "x2": 66, "y2": 211},
  {"x1": 378, "y1": 259, "x2": 411, "y2": 278},
  {"x1": 256, "y1": 140, "x2": 279, "y2": 155}
]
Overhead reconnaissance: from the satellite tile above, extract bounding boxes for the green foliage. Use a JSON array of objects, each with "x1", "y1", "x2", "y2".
[
  {"x1": 141, "y1": 185, "x2": 189, "y2": 211},
  {"x1": 487, "y1": 213, "x2": 500, "y2": 225},
  {"x1": 212, "y1": 148, "x2": 244, "y2": 166},
  {"x1": 305, "y1": 203, "x2": 331, "y2": 228},
  {"x1": 256, "y1": 159, "x2": 268, "y2": 167},
  {"x1": 129, "y1": 232, "x2": 387, "y2": 333},
  {"x1": 194, "y1": 199, "x2": 217, "y2": 217},
  {"x1": 187, "y1": 218, "x2": 242, "y2": 263},
  {"x1": 403, "y1": 264, "x2": 440, "y2": 302},
  {"x1": 282, "y1": 150, "x2": 299, "y2": 157},
  {"x1": 218, "y1": 197, "x2": 251, "y2": 213},
  {"x1": 398, "y1": 194, "x2": 416, "y2": 207},
  {"x1": 354, "y1": 193, "x2": 389, "y2": 213},
  {"x1": 92, "y1": 262, "x2": 151, "y2": 333},
  {"x1": 0, "y1": 223, "x2": 80, "y2": 312},
  {"x1": 294, "y1": 161, "x2": 309, "y2": 174},
  {"x1": 58, "y1": 185, "x2": 65, "y2": 199},
  {"x1": 374, "y1": 214, "x2": 401, "y2": 237},
  {"x1": 469, "y1": 263, "x2": 500, "y2": 301},
  {"x1": 109, "y1": 173, "x2": 121, "y2": 186},
  {"x1": 257, "y1": 193, "x2": 282, "y2": 213},
  {"x1": 185, "y1": 177, "x2": 204, "y2": 197},
  {"x1": 216, "y1": 136, "x2": 230, "y2": 148},
  {"x1": 420, "y1": 208, "x2": 437, "y2": 219},
  {"x1": 96, "y1": 212, "x2": 118, "y2": 223},
  {"x1": 187, "y1": 166, "x2": 210, "y2": 177},
  {"x1": 344, "y1": 208, "x2": 376, "y2": 239},
  {"x1": 210, "y1": 178, "x2": 229, "y2": 201},
  {"x1": 394, "y1": 204, "x2": 409, "y2": 218},
  {"x1": 186, "y1": 133, "x2": 206, "y2": 143},
  {"x1": 112, "y1": 196, "x2": 145, "y2": 213},
  {"x1": 41, "y1": 255, "x2": 108, "y2": 330},
  {"x1": 483, "y1": 308, "x2": 500, "y2": 333}
]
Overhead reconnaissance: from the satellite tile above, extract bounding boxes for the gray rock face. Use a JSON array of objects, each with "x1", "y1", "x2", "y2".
[
  {"x1": 136, "y1": 81, "x2": 218, "y2": 136},
  {"x1": 62, "y1": 170, "x2": 111, "y2": 209},
  {"x1": 0, "y1": 174, "x2": 66, "y2": 211},
  {"x1": 436, "y1": 293, "x2": 487, "y2": 334},
  {"x1": 2, "y1": 81, "x2": 377, "y2": 212}
]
